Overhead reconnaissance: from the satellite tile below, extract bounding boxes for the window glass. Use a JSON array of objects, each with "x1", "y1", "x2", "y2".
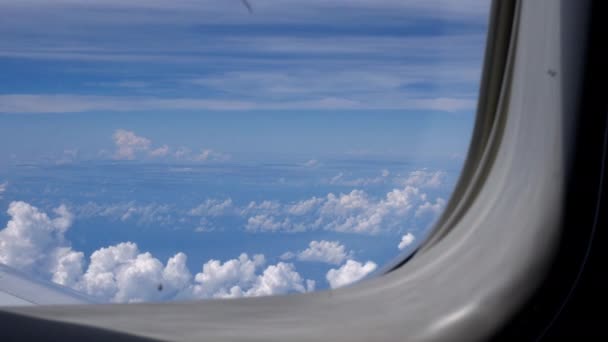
[{"x1": 0, "y1": 0, "x2": 489, "y2": 303}]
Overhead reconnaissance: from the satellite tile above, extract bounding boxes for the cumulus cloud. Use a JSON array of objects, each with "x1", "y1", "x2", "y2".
[
  {"x1": 148, "y1": 144, "x2": 170, "y2": 157},
  {"x1": 0, "y1": 201, "x2": 74, "y2": 273},
  {"x1": 50, "y1": 247, "x2": 85, "y2": 287},
  {"x1": 286, "y1": 197, "x2": 323, "y2": 216},
  {"x1": 189, "y1": 199, "x2": 233, "y2": 217},
  {"x1": 237, "y1": 169, "x2": 448, "y2": 235},
  {"x1": 189, "y1": 253, "x2": 264, "y2": 299},
  {"x1": 0, "y1": 201, "x2": 314, "y2": 303},
  {"x1": 399, "y1": 169, "x2": 446, "y2": 188},
  {"x1": 77, "y1": 242, "x2": 166, "y2": 302},
  {"x1": 113, "y1": 129, "x2": 151, "y2": 160},
  {"x1": 188, "y1": 254, "x2": 313, "y2": 299},
  {"x1": 296, "y1": 240, "x2": 350, "y2": 265},
  {"x1": 398, "y1": 232, "x2": 415, "y2": 250},
  {"x1": 415, "y1": 198, "x2": 446, "y2": 219},
  {"x1": 109, "y1": 130, "x2": 229, "y2": 163},
  {"x1": 245, "y1": 262, "x2": 314, "y2": 297},
  {"x1": 326, "y1": 260, "x2": 377, "y2": 289},
  {"x1": 316, "y1": 187, "x2": 421, "y2": 234},
  {"x1": 70, "y1": 168, "x2": 447, "y2": 235}
]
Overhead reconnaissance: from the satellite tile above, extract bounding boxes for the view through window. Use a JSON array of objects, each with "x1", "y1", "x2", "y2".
[{"x1": 0, "y1": 0, "x2": 489, "y2": 303}]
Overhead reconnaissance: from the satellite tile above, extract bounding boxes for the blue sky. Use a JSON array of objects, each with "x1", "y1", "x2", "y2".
[{"x1": 0, "y1": 0, "x2": 489, "y2": 303}]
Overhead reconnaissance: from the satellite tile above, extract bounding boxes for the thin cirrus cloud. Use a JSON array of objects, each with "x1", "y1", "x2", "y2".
[
  {"x1": 0, "y1": 94, "x2": 476, "y2": 114},
  {"x1": 0, "y1": 0, "x2": 487, "y2": 114},
  {"x1": 0, "y1": 201, "x2": 315, "y2": 303},
  {"x1": 327, "y1": 169, "x2": 392, "y2": 187}
]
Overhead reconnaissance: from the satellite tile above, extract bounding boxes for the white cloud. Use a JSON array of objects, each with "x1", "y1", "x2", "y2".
[
  {"x1": 286, "y1": 197, "x2": 323, "y2": 216},
  {"x1": 189, "y1": 199, "x2": 233, "y2": 217},
  {"x1": 188, "y1": 254, "x2": 313, "y2": 299},
  {"x1": 415, "y1": 198, "x2": 446, "y2": 219},
  {"x1": 109, "y1": 131, "x2": 229, "y2": 163},
  {"x1": 76, "y1": 242, "x2": 178, "y2": 303},
  {"x1": 71, "y1": 168, "x2": 447, "y2": 236},
  {"x1": 148, "y1": 144, "x2": 170, "y2": 157},
  {"x1": 0, "y1": 201, "x2": 314, "y2": 303},
  {"x1": 162, "y1": 252, "x2": 193, "y2": 295},
  {"x1": 326, "y1": 260, "x2": 377, "y2": 289},
  {"x1": 49, "y1": 247, "x2": 85, "y2": 287},
  {"x1": 296, "y1": 240, "x2": 350, "y2": 265},
  {"x1": 0, "y1": 201, "x2": 74, "y2": 273},
  {"x1": 398, "y1": 232, "x2": 415, "y2": 250},
  {"x1": 245, "y1": 214, "x2": 300, "y2": 233},
  {"x1": 238, "y1": 169, "x2": 448, "y2": 235},
  {"x1": 193, "y1": 217, "x2": 216, "y2": 233},
  {"x1": 193, "y1": 149, "x2": 231, "y2": 162},
  {"x1": 245, "y1": 262, "x2": 312, "y2": 297},
  {"x1": 0, "y1": 181, "x2": 7, "y2": 198},
  {"x1": 400, "y1": 170, "x2": 446, "y2": 188},
  {"x1": 189, "y1": 253, "x2": 264, "y2": 299},
  {"x1": 240, "y1": 200, "x2": 282, "y2": 216},
  {"x1": 316, "y1": 187, "x2": 420, "y2": 234},
  {"x1": 112, "y1": 129, "x2": 151, "y2": 160}
]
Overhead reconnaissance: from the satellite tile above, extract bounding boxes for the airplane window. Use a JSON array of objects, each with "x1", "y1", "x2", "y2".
[{"x1": 0, "y1": 0, "x2": 489, "y2": 304}]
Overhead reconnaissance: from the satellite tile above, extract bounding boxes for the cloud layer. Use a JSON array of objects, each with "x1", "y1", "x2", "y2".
[
  {"x1": 241, "y1": 170, "x2": 447, "y2": 235},
  {"x1": 0, "y1": 201, "x2": 315, "y2": 303},
  {"x1": 0, "y1": 0, "x2": 487, "y2": 113},
  {"x1": 110, "y1": 129, "x2": 230, "y2": 163},
  {"x1": 71, "y1": 169, "x2": 447, "y2": 235}
]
